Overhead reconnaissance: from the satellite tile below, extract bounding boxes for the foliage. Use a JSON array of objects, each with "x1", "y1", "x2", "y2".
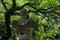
[{"x1": 0, "y1": 0, "x2": 60, "y2": 40}]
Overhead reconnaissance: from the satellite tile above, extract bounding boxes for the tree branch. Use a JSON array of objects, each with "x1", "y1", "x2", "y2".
[
  {"x1": 0, "y1": 12, "x2": 5, "y2": 13},
  {"x1": 1, "y1": 0, "x2": 8, "y2": 11},
  {"x1": 8, "y1": 3, "x2": 60, "y2": 16},
  {"x1": 5, "y1": 2, "x2": 12, "y2": 6},
  {"x1": 12, "y1": 0, "x2": 16, "y2": 8},
  {"x1": 13, "y1": 3, "x2": 36, "y2": 11},
  {"x1": 28, "y1": 10, "x2": 39, "y2": 15}
]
